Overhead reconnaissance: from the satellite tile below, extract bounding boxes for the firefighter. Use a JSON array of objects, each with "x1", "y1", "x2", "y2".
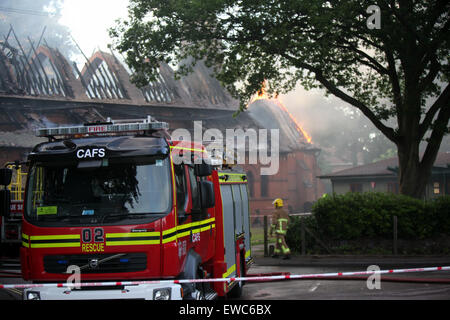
[{"x1": 269, "y1": 198, "x2": 291, "y2": 259}]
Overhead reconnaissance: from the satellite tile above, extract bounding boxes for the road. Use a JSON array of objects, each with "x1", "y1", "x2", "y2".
[
  {"x1": 241, "y1": 263, "x2": 450, "y2": 300},
  {"x1": 1, "y1": 256, "x2": 450, "y2": 300},
  {"x1": 0, "y1": 257, "x2": 24, "y2": 300}
]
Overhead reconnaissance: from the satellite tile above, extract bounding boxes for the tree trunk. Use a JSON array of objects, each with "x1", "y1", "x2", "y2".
[
  {"x1": 397, "y1": 133, "x2": 442, "y2": 199},
  {"x1": 396, "y1": 64, "x2": 428, "y2": 199},
  {"x1": 394, "y1": 53, "x2": 448, "y2": 199},
  {"x1": 397, "y1": 144, "x2": 427, "y2": 198}
]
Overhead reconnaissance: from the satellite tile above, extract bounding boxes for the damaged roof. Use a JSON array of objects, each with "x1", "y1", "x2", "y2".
[
  {"x1": 0, "y1": 34, "x2": 312, "y2": 155},
  {"x1": 0, "y1": 35, "x2": 238, "y2": 110},
  {"x1": 0, "y1": 96, "x2": 264, "y2": 148},
  {"x1": 247, "y1": 99, "x2": 316, "y2": 153}
]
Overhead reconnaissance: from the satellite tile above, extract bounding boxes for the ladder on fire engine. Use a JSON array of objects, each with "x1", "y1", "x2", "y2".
[{"x1": 4, "y1": 162, "x2": 26, "y2": 202}]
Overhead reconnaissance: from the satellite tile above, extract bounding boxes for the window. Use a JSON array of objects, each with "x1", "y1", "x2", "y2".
[
  {"x1": 387, "y1": 182, "x2": 399, "y2": 194},
  {"x1": 246, "y1": 170, "x2": 254, "y2": 198},
  {"x1": 433, "y1": 182, "x2": 440, "y2": 195},
  {"x1": 25, "y1": 158, "x2": 172, "y2": 226},
  {"x1": 350, "y1": 183, "x2": 362, "y2": 193},
  {"x1": 174, "y1": 164, "x2": 188, "y2": 212},
  {"x1": 261, "y1": 175, "x2": 269, "y2": 197},
  {"x1": 187, "y1": 166, "x2": 200, "y2": 210}
]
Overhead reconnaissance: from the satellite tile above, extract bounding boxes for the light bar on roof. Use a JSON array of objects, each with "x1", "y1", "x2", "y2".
[{"x1": 36, "y1": 116, "x2": 169, "y2": 138}]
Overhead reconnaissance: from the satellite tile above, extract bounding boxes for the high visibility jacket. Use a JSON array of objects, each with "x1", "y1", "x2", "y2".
[{"x1": 271, "y1": 208, "x2": 290, "y2": 235}]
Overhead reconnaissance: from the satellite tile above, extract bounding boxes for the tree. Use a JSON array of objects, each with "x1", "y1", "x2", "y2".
[{"x1": 110, "y1": 0, "x2": 450, "y2": 198}]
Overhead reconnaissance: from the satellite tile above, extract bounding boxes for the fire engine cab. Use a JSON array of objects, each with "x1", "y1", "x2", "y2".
[{"x1": 3, "y1": 116, "x2": 252, "y2": 300}]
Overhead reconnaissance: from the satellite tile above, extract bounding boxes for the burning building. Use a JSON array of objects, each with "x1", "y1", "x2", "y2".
[
  {"x1": 244, "y1": 91, "x2": 324, "y2": 217},
  {"x1": 0, "y1": 28, "x2": 324, "y2": 219}
]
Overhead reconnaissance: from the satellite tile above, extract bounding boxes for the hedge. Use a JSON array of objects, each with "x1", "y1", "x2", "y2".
[{"x1": 286, "y1": 193, "x2": 450, "y2": 253}]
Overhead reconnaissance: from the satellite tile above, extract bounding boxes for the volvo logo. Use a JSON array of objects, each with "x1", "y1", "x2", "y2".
[
  {"x1": 88, "y1": 258, "x2": 99, "y2": 269},
  {"x1": 79, "y1": 253, "x2": 126, "y2": 272}
]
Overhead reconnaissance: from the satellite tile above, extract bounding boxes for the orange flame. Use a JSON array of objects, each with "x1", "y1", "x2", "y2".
[
  {"x1": 249, "y1": 82, "x2": 270, "y2": 104},
  {"x1": 274, "y1": 100, "x2": 313, "y2": 144},
  {"x1": 249, "y1": 83, "x2": 312, "y2": 144}
]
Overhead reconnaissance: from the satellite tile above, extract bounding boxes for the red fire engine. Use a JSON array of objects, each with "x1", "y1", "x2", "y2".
[{"x1": 1, "y1": 116, "x2": 252, "y2": 300}]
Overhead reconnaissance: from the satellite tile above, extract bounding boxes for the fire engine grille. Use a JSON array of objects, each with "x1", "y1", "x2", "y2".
[{"x1": 43, "y1": 253, "x2": 147, "y2": 274}]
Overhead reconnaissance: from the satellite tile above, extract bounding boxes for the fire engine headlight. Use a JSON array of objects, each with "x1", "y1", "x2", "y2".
[
  {"x1": 153, "y1": 288, "x2": 171, "y2": 300},
  {"x1": 25, "y1": 291, "x2": 41, "y2": 300}
]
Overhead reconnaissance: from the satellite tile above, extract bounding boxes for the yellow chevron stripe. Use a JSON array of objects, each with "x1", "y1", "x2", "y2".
[{"x1": 30, "y1": 234, "x2": 80, "y2": 240}]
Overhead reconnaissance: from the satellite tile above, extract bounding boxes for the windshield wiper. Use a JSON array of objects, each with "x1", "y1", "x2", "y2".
[
  {"x1": 102, "y1": 213, "x2": 156, "y2": 222},
  {"x1": 36, "y1": 215, "x2": 73, "y2": 222}
]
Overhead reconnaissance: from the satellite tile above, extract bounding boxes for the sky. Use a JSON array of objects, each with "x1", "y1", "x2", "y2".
[
  {"x1": 59, "y1": 0, "x2": 129, "y2": 62},
  {"x1": 55, "y1": 1, "x2": 448, "y2": 154},
  {"x1": 57, "y1": 0, "x2": 328, "y2": 131}
]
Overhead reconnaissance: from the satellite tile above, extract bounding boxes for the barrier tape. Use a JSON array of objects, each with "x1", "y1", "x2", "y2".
[{"x1": 1, "y1": 265, "x2": 450, "y2": 290}]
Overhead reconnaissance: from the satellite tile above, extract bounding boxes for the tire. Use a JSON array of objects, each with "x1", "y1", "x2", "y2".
[{"x1": 180, "y1": 250, "x2": 202, "y2": 300}]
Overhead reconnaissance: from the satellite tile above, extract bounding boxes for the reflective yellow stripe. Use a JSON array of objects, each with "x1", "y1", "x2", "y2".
[
  {"x1": 245, "y1": 249, "x2": 251, "y2": 259},
  {"x1": 105, "y1": 231, "x2": 160, "y2": 246},
  {"x1": 177, "y1": 224, "x2": 192, "y2": 231},
  {"x1": 24, "y1": 234, "x2": 81, "y2": 249},
  {"x1": 161, "y1": 218, "x2": 216, "y2": 244},
  {"x1": 200, "y1": 225, "x2": 211, "y2": 232},
  {"x1": 277, "y1": 218, "x2": 288, "y2": 234},
  {"x1": 223, "y1": 264, "x2": 236, "y2": 278},
  {"x1": 176, "y1": 223, "x2": 192, "y2": 238},
  {"x1": 30, "y1": 234, "x2": 80, "y2": 241},
  {"x1": 162, "y1": 235, "x2": 177, "y2": 244},
  {"x1": 105, "y1": 232, "x2": 159, "y2": 238},
  {"x1": 218, "y1": 172, "x2": 247, "y2": 183},
  {"x1": 170, "y1": 146, "x2": 206, "y2": 153},
  {"x1": 30, "y1": 242, "x2": 80, "y2": 248},
  {"x1": 106, "y1": 240, "x2": 159, "y2": 246},
  {"x1": 22, "y1": 233, "x2": 29, "y2": 248},
  {"x1": 191, "y1": 221, "x2": 201, "y2": 233},
  {"x1": 203, "y1": 218, "x2": 215, "y2": 225},
  {"x1": 162, "y1": 227, "x2": 177, "y2": 244},
  {"x1": 162, "y1": 227, "x2": 177, "y2": 235}
]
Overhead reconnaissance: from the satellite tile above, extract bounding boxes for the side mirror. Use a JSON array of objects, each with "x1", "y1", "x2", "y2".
[
  {"x1": 0, "y1": 189, "x2": 11, "y2": 218},
  {"x1": 194, "y1": 163, "x2": 212, "y2": 177},
  {"x1": 0, "y1": 168, "x2": 12, "y2": 186},
  {"x1": 199, "y1": 181, "x2": 215, "y2": 209}
]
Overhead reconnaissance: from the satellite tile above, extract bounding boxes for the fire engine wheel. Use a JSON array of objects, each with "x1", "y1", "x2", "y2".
[
  {"x1": 194, "y1": 266, "x2": 207, "y2": 300},
  {"x1": 181, "y1": 250, "x2": 209, "y2": 300},
  {"x1": 227, "y1": 257, "x2": 244, "y2": 299}
]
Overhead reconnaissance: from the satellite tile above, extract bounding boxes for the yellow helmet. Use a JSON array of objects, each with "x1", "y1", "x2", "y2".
[{"x1": 272, "y1": 198, "x2": 283, "y2": 208}]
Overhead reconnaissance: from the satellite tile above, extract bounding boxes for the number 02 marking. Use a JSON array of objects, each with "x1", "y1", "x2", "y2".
[{"x1": 82, "y1": 228, "x2": 104, "y2": 243}]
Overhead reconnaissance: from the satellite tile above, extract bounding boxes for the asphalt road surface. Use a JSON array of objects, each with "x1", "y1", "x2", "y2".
[{"x1": 240, "y1": 263, "x2": 450, "y2": 300}]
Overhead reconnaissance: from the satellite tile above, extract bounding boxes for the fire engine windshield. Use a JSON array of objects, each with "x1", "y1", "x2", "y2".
[{"x1": 24, "y1": 157, "x2": 172, "y2": 226}]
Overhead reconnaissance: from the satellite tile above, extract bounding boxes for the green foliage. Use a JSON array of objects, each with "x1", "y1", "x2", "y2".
[
  {"x1": 110, "y1": 0, "x2": 450, "y2": 199},
  {"x1": 430, "y1": 196, "x2": 450, "y2": 236},
  {"x1": 110, "y1": 0, "x2": 449, "y2": 113},
  {"x1": 311, "y1": 193, "x2": 450, "y2": 241},
  {"x1": 286, "y1": 193, "x2": 450, "y2": 254},
  {"x1": 285, "y1": 215, "x2": 319, "y2": 254}
]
